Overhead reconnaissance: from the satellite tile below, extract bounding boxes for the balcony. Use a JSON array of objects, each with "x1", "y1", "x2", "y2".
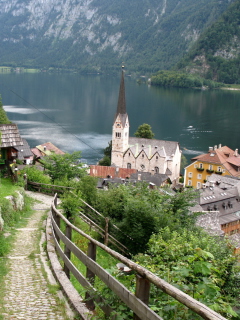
[
  {"x1": 206, "y1": 169, "x2": 214, "y2": 173},
  {"x1": 196, "y1": 167, "x2": 204, "y2": 172}
]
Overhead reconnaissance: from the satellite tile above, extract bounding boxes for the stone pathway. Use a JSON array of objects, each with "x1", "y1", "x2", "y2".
[{"x1": 1, "y1": 191, "x2": 75, "y2": 320}]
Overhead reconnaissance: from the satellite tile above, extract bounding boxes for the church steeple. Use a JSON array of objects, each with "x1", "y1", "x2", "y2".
[
  {"x1": 111, "y1": 66, "x2": 130, "y2": 167},
  {"x1": 113, "y1": 66, "x2": 128, "y2": 126}
]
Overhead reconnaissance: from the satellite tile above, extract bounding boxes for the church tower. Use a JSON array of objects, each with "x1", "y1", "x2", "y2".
[{"x1": 111, "y1": 67, "x2": 129, "y2": 167}]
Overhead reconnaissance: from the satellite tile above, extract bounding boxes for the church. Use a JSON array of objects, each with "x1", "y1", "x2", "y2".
[{"x1": 111, "y1": 69, "x2": 182, "y2": 184}]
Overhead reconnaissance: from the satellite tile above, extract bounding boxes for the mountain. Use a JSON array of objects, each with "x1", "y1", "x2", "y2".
[
  {"x1": 0, "y1": 0, "x2": 234, "y2": 73},
  {"x1": 176, "y1": 0, "x2": 240, "y2": 84}
]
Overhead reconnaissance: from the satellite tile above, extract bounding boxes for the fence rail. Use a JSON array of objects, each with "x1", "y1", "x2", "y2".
[{"x1": 50, "y1": 193, "x2": 227, "y2": 320}]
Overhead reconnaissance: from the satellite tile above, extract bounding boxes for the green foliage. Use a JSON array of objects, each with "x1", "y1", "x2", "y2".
[
  {"x1": 134, "y1": 123, "x2": 154, "y2": 139},
  {"x1": 94, "y1": 184, "x2": 198, "y2": 255},
  {"x1": 75, "y1": 175, "x2": 98, "y2": 206},
  {"x1": 135, "y1": 227, "x2": 239, "y2": 319},
  {"x1": 39, "y1": 151, "x2": 86, "y2": 183},
  {"x1": 178, "y1": 0, "x2": 240, "y2": 84},
  {"x1": 99, "y1": 141, "x2": 112, "y2": 166},
  {"x1": 60, "y1": 191, "x2": 82, "y2": 220},
  {"x1": 180, "y1": 154, "x2": 188, "y2": 173},
  {"x1": 98, "y1": 155, "x2": 111, "y2": 166},
  {"x1": 0, "y1": 96, "x2": 11, "y2": 124},
  {"x1": 21, "y1": 166, "x2": 51, "y2": 185},
  {"x1": 151, "y1": 70, "x2": 222, "y2": 88},
  {"x1": 0, "y1": 1, "x2": 231, "y2": 73}
]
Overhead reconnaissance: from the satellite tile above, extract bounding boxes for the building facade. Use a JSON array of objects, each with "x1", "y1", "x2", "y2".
[
  {"x1": 184, "y1": 145, "x2": 240, "y2": 189},
  {"x1": 111, "y1": 70, "x2": 181, "y2": 184}
]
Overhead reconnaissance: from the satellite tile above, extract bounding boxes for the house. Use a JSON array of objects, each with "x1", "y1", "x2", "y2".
[
  {"x1": 0, "y1": 124, "x2": 23, "y2": 165},
  {"x1": 111, "y1": 69, "x2": 181, "y2": 185},
  {"x1": 184, "y1": 145, "x2": 240, "y2": 189},
  {"x1": 14, "y1": 139, "x2": 33, "y2": 164},
  {"x1": 31, "y1": 142, "x2": 65, "y2": 162},
  {"x1": 190, "y1": 174, "x2": 240, "y2": 238}
]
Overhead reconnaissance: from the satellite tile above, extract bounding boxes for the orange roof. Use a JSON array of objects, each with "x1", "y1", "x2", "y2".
[
  {"x1": 36, "y1": 142, "x2": 65, "y2": 156},
  {"x1": 90, "y1": 165, "x2": 137, "y2": 178},
  {"x1": 192, "y1": 146, "x2": 240, "y2": 177}
]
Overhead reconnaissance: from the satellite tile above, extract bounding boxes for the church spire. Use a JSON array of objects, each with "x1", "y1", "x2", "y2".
[
  {"x1": 114, "y1": 65, "x2": 127, "y2": 125},
  {"x1": 116, "y1": 66, "x2": 126, "y2": 115}
]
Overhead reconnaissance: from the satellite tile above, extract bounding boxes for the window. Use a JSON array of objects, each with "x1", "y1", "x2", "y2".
[
  {"x1": 115, "y1": 132, "x2": 121, "y2": 138},
  {"x1": 197, "y1": 174, "x2": 202, "y2": 179},
  {"x1": 197, "y1": 182, "x2": 201, "y2": 189},
  {"x1": 129, "y1": 153, "x2": 131, "y2": 156},
  {"x1": 209, "y1": 164, "x2": 213, "y2": 170},
  {"x1": 188, "y1": 180, "x2": 192, "y2": 186},
  {"x1": 188, "y1": 172, "x2": 192, "y2": 178},
  {"x1": 199, "y1": 163, "x2": 203, "y2": 169},
  {"x1": 142, "y1": 154, "x2": 144, "y2": 158},
  {"x1": 127, "y1": 163, "x2": 131, "y2": 169},
  {"x1": 141, "y1": 164, "x2": 145, "y2": 170},
  {"x1": 156, "y1": 156, "x2": 158, "y2": 160},
  {"x1": 155, "y1": 167, "x2": 159, "y2": 174},
  {"x1": 217, "y1": 166, "x2": 222, "y2": 172},
  {"x1": 194, "y1": 164, "x2": 198, "y2": 168}
]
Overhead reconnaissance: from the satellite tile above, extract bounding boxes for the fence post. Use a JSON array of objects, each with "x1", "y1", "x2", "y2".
[
  {"x1": 53, "y1": 195, "x2": 60, "y2": 243},
  {"x1": 63, "y1": 224, "x2": 72, "y2": 279},
  {"x1": 133, "y1": 274, "x2": 151, "y2": 320},
  {"x1": 104, "y1": 217, "x2": 109, "y2": 246},
  {"x1": 85, "y1": 241, "x2": 97, "y2": 311}
]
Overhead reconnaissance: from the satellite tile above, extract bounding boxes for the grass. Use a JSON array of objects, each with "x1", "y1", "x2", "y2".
[{"x1": 0, "y1": 177, "x2": 21, "y2": 197}]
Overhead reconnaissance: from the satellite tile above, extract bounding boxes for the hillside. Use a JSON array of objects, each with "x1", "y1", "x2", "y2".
[
  {"x1": 177, "y1": 0, "x2": 240, "y2": 84},
  {"x1": 0, "y1": 0, "x2": 233, "y2": 73}
]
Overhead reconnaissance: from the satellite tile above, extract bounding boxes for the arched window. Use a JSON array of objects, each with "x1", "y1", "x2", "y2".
[
  {"x1": 127, "y1": 163, "x2": 131, "y2": 169},
  {"x1": 155, "y1": 166, "x2": 159, "y2": 174},
  {"x1": 141, "y1": 164, "x2": 145, "y2": 170}
]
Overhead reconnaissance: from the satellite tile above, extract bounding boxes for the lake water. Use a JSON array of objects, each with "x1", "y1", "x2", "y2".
[{"x1": 0, "y1": 73, "x2": 240, "y2": 165}]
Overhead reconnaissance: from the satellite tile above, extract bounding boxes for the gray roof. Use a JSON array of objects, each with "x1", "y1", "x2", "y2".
[
  {"x1": 14, "y1": 139, "x2": 33, "y2": 160},
  {"x1": 130, "y1": 172, "x2": 169, "y2": 186},
  {"x1": 0, "y1": 124, "x2": 23, "y2": 148},
  {"x1": 128, "y1": 137, "x2": 179, "y2": 159}
]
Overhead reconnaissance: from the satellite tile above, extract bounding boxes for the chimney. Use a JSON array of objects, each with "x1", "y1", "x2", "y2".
[
  {"x1": 43, "y1": 146, "x2": 47, "y2": 151},
  {"x1": 234, "y1": 149, "x2": 238, "y2": 156},
  {"x1": 209, "y1": 147, "x2": 213, "y2": 152},
  {"x1": 218, "y1": 144, "x2": 222, "y2": 149},
  {"x1": 214, "y1": 145, "x2": 217, "y2": 150}
]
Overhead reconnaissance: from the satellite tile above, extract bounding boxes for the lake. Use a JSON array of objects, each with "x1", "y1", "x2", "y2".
[{"x1": 0, "y1": 72, "x2": 240, "y2": 165}]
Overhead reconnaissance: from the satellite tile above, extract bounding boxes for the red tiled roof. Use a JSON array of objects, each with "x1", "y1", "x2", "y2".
[{"x1": 90, "y1": 165, "x2": 137, "y2": 178}]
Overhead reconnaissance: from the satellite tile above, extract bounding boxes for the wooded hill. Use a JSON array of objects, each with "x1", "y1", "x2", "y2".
[
  {"x1": 0, "y1": 0, "x2": 234, "y2": 74},
  {"x1": 176, "y1": 0, "x2": 240, "y2": 84}
]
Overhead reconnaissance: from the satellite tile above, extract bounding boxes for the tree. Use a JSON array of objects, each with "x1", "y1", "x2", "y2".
[
  {"x1": 39, "y1": 151, "x2": 86, "y2": 182},
  {"x1": 99, "y1": 141, "x2": 112, "y2": 166},
  {"x1": 135, "y1": 227, "x2": 239, "y2": 319},
  {"x1": 134, "y1": 123, "x2": 154, "y2": 139},
  {"x1": 0, "y1": 96, "x2": 11, "y2": 124}
]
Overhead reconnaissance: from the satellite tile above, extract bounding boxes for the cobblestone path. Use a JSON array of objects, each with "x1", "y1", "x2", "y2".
[{"x1": 1, "y1": 191, "x2": 75, "y2": 320}]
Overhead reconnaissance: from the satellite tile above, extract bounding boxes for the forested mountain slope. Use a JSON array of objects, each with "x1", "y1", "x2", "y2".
[
  {"x1": 0, "y1": 0, "x2": 234, "y2": 73},
  {"x1": 177, "y1": 0, "x2": 240, "y2": 84}
]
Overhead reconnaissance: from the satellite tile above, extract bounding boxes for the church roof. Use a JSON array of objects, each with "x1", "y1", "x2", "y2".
[
  {"x1": 127, "y1": 137, "x2": 179, "y2": 159},
  {"x1": 113, "y1": 70, "x2": 128, "y2": 126}
]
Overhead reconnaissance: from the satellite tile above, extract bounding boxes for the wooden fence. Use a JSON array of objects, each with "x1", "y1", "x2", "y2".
[
  {"x1": 26, "y1": 181, "x2": 74, "y2": 194},
  {"x1": 50, "y1": 194, "x2": 227, "y2": 320}
]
